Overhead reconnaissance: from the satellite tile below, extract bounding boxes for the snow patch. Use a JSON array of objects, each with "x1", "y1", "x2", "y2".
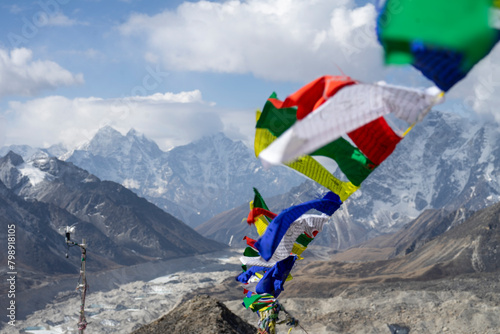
[
  {"x1": 148, "y1": 274, "x2": 180, "y2": 284},
  {"x1": 123, "y1": 178, "x2": 140, "y2": 189},
  {"x1": 18, "y1": 162, "x2": 51, "y2": 186}
]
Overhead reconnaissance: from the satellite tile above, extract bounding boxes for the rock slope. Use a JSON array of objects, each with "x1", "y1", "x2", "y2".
[
  {"x1": 202, "y1": 200, "x2": 500, "y2": 333},
  {"x1": 0, "y1": 152, "x2": 223, "y2": 264},
  {"x1": 131, "y1": 295, "x2": 257, "y2": 334},
  {"x1": 0, "y1": 151, "x2": 225, "y2": 321}
]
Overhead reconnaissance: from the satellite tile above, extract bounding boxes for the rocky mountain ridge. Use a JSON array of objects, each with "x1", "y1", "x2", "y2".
[
  {"x1": 63, "y1": 128, "x2": 305, "y2": 227},
  {"x1": 0, "y1": 151, "x2": 224, "y2": 278},
  {"x1": 198, "y1": 110, "x2": 500, "y2": 250},
  {"x1": 131, "y1": 295, "x2": 256, "y2": 334},
  {"x1": 354, "y1": 110, "x2": 500, "y2": 231},
  {"x1": 4, "y1": 169, "x2": 499, "y2": 333},
  {"x1": 3, "y1": 110, "x2": 500, "y2": 250}
]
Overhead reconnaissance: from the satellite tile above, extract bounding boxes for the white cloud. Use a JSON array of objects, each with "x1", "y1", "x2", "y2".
[
  {"x1": 117, "y1": 0, "x2": 500, "y2": 124},
  {"x1": 0, "y1": 114, "x2": 6, "y2": 149},
  {"x1": 0, "y1": 48, "x2": 84, "y2": 98},
  {"x1": 2, "y1": 90, "x2": 254, "y2": 150},
  {"x1": 445, "y1": 44, "x2": 500, "y2": 123},
  {"x1": 118, "y1": 0, "x2": 385, "y2": 82}
]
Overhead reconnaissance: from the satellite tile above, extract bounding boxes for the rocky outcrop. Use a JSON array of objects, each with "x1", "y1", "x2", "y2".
[{"x1": 131, "y1": 295, "x2": 257, "y2": 334}]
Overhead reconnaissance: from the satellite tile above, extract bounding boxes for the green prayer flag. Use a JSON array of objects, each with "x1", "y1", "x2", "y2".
[
  {"x1": 243, "y1": 247, "x2": 260, "y2": 257},
  {"x1": 253, "y1": 187, "x2": 270, "y2": 211},
  {"x1": 379, "y1": 0, "x2": 498, "y2": 70},
  {"x1": 257, "y1": 94, "x2": 376, "y2": 186},
  {"x1": 295, "y1": 233, "x2": 314, "y2": 247},
  {"x1": 312, "y1": 137, "x2": 375, "y2": 186},
  {"x1": 243, "y1": 294, "x2": 265, "y2": 308}
]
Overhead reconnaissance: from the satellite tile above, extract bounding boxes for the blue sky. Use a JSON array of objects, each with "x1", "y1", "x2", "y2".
[{"x1": 0, "y1": 0, "x2": 498, "y2": 150}]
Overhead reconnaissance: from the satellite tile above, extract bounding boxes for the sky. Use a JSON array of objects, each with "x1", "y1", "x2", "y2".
[{"x1": 0, "y1": 0, "x2": 499, "y2": 151}]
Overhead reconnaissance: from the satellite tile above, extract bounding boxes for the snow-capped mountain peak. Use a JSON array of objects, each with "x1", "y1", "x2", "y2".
[
  {"x1": 4, "y1": 109, "x2": 499, "y2": 239},
  {"x1": 17, "y1": 160, "x2": 54, "y2": 186},
  {"x1": 64, "y1": 129, "x2": 305, "y2": 226}
]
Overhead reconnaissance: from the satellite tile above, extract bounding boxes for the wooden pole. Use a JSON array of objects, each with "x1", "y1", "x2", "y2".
[{"x1": 78, "y1": 239, "x2": 87, "y2": 334}]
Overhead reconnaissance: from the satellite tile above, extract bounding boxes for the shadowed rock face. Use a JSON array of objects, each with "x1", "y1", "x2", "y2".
[
  {"x1": 0, "y1": 151, "x2": 226, "y2": 310},
  {"x1": 388, "y1": 324, "x2": 410, "y2": 334},
  {"x1": 130, "y1": 295, "x2": 257, "y2": 334}
]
